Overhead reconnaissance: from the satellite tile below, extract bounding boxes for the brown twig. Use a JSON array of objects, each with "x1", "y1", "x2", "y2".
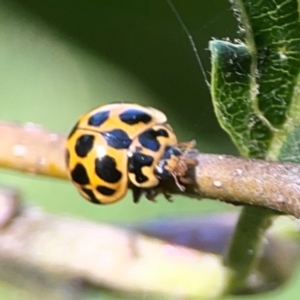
[
  {"x1": 0, "y1": 122, "x2": 67, "y2": 179},
  {"x1": 183, "y1": 152, "x2": 300, "y2": 217},
  {"x1": 0, "y1": 196, "x2": 228, "y2": 299},
  {"x1": 1, "y1": 122, "x2": 300, "y2": 217},
  {"x1": 0, "y1": 187, "x2": 298, "y2": 299}
]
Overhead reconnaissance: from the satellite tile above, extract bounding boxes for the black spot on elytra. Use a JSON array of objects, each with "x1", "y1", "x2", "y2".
[
  {"x1": 67, "y1": 121, "x2": 79, "y2": 139},
  {"x1": 71, "y1": 163, "x2": 90, "y2": 185},
  {"x1": 119, "y1": 109, "x2": 152, "y2": 125},
  {"x1": 81, "y1": 187, "x2": 101, "y2": 204},
  {"x1": 96, "y1": 185, "x2": 116, "y2": 196},
  {"x1": 75, "y1": 135, "x2": 95, "y2": 157},
  {"x1": 128, "y1": 153, "x2": 153, "y2": 183},
  {"x1": 101, "y1": 129, "x2": 132, "y2": 149},
  {"x1": 95, "y1": 155, "x2": 122, "y2": 183},
  {"x1": 138, "y1": 128, "x2": 169, "y2": 152},
  {"x1": 88, "y1": 110, "x2": 109, "y2": 126}
]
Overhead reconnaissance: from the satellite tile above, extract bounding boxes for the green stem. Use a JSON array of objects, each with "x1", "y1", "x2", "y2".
[{"x1": 224, "y1": 206, "x2": 276, "y2": 291}]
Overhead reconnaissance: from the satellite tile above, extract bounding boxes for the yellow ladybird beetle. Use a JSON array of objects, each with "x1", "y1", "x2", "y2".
[{"x1": 65, "y1": 103, "x2": 195, "y2": 204}]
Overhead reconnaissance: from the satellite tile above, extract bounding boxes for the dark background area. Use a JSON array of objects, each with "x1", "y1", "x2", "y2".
[
  {"x1": 0, "y1": 0, "x2": 240, "y2": 220},
  {"x1": 8, "y1": 0, "x2": 237, "y2": 152}
]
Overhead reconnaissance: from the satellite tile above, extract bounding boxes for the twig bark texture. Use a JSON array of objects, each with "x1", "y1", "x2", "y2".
[{"x1": 1, "y1": 122, "x2": 300, "y2": 217}]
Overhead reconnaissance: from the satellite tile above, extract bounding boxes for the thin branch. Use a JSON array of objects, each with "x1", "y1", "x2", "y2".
[
  {"x1": 185, "y1": 152, "x2": 300, "y2": 217},
  {"x1": 1, "y1": 122, "x2": 300, "y2": 217},
  {"x1": 0, "y1": 187, "x2": 299, "y2": 299},
  {"x1": 0, "y1": 197, "x2": 228, "y2": 299},
  {"x1": 0, "y1": 122, "x2": 67, "y2": 179}
]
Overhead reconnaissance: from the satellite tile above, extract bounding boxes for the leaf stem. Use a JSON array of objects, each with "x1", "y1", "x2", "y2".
[{"x1": 224, "y1": 206, "x2": 275, "y2": 291}]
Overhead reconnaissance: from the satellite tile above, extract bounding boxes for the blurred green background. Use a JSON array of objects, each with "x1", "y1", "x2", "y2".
[
  {"x1": 0, "y1": 1, "x2": 299, "y2": 299},
  {"x1": 0, "y1": 0, "x2": 238, "y2": 221}
]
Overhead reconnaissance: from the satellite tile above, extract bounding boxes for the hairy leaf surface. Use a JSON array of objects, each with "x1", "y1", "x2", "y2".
[{"x1": 210, "y1": 0, "x2": 300, "y2": 161}]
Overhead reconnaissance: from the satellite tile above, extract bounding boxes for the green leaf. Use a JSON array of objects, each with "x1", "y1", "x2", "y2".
[
  {"x1": 210, "y1": 0, "x2": 300, "y2": 293},
  {"x1": 210, "y1": 0, "x2": 300, "y2": 161}
]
